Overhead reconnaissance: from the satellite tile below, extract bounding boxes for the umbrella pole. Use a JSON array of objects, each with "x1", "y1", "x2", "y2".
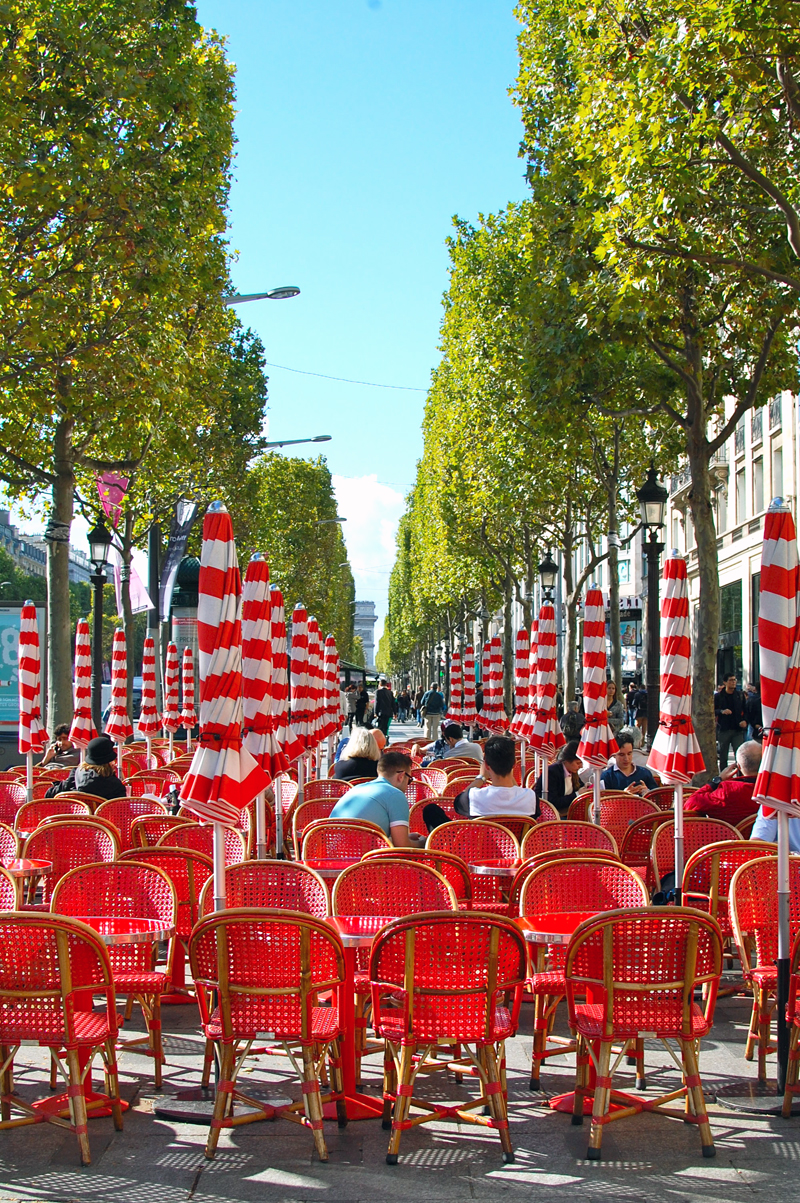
[
  {"x1": 186, "y1": 729, "x2": 192, "y2": 754},
  {"x1": 540, "y1": 755, "x2": 549, "y2": 804},
  {"x1": 146, "y1": 736, "x2": 153, "y2": 770},
  {"x1": 274, "y1": 773, "x2": 285, "y2": 859},
  {"x1": 592, "y1": 767, "x2": 601, "y2": 825},
  {"x1": 520, "y1": 740, "x2": 526, "y2": 775},
  {"x1": 168, "y1": 731, "x2": 174, "y2": 761},
  {"x1": 26, "y1": 751, "x2": 33, "y2": 804},
  {"x1": 212, "y1": 822, "x2": 226, "y2": 911},
  {"x1": 255, "y1": 789, "x2": 268, "y2": 861},
  {"x1": 673, "y1": 782, "x2": 684, "y2": 904},
  {"x1": 117, "y1": 741, "x2": 123, "y2": 778},
  {"x1": 778, "y1": 810, "x2": 791, "y2": 1094},
  {"x1": 297, "y1": 756, "x2": 305, "y2": 804}
]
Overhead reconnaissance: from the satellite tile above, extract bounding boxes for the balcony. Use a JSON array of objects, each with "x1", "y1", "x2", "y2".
[
  {"x1": 769, "y1": 396, "x2": 782, "y2": 430},
  {"x1": 669, "y1": 448, "x2": 728, "y2": 506}
]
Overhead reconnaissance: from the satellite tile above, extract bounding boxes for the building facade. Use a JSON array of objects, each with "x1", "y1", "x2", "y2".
[
  {"x1": 353, "y1": 600, "x2": 377, "y2": 671},
  {"x1": 0, "y1": 509, "x2": 92, "y2": 585}
]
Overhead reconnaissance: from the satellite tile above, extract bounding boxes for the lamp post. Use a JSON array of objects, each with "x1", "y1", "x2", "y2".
[
  {"x1": 224, "y1": 286, "x2": 301, "y2": 305},
  {"x1": 265, "y1": 435, "x2": 331, "y2": 449},
  {"x1": 88, "y1": 518, "x2": 113, "y2": 735},
  {"x1": 636, "y1": 465, "x2": 668, "y2": 749},
  {"x1": 538, "y1": 549, "x2": 558, "y2": 602}
]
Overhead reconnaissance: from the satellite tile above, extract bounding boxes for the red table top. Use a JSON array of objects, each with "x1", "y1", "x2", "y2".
[
  {"x1": 517, "y1": 912, "x2": 596, "y2": 945},
  {"x1": 73, "y1": 916, "x2": 175, "y2": 946},
  {"x1": 5, "y1": 859, "x2": 52, "y2": 877},
  {"x1": 327, "y1": 915, "x2": 397, "y2": 947},
  {"x1": 306, "y1": 859, "x2": 360, "y2": 879}
]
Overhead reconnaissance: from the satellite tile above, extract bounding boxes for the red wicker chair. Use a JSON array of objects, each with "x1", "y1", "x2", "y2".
[
  {"x1": 682, "y1": 840, "x2": 774, "y2": 939},
  {"x1": 519, "y1": 859, "x2": 649, "y2": 1089},
  {"x1": 736, "y1": 814, "x2": 757, "y2": 838},
  {"x1": 645, "y1": 784, "x2": 698, "y2": 810},
  {"x1": 781, "y1": 928, "x2": 800, "y2": 1115},
  {"x1": 568, "y1": 792, "x2": 658, "y2": 838},
  {"x1": 418, "y1": 766, "x2": 448, "y2": 793},
  {"x1": 50, "y1": 861, "x2": 176, "y2": 1087},
  {"x1": 46, "y1": 790, "x2": 99, "y2": 812},
  {"x1": 0, "y1": 822, "x2": 18, "y2": 867},
  {"x1": 95, "y1": 797, "x2": 167, "y2": 851},
  {"x1": 508, "y1": 848, "x2": 624, "y2": 917},
  {"x1": 301, "y1": 820, "x2": 391, "y2": 875},
  {"x1": 521, "y1": 821, "x2": 618, "y2": 862},
  {"x1": 408, "y1": 796, "x2": 456, "y2": 838},
  {"x1": 14, "y1": 797, "x2": 92, "y2": 837},
  {"x1": 303, "y1": 779, "x2": 351, "y2": 804},
  {"x1": 131, "y1": 813, "x2": 190, "y2": 849},
  {"x1": 361, "y1": 846, "x2": 472, "y2": 909},
  {"x1": 127, "y1": 769, "x2": 181, "y2": 798},
  {"x1": 440, "y1": 778, "x2": 477, "y2": 802},
  {"x1": 189, "y1": 909, "x2": 347, "y2": 1161},
  {"x1": 157, "y1": 822, "x2": 247, "y2": 866},
  {"x1": 473, "y1": 814, "x2": 536, "y2": 843},
  {"x1": 30, "y1": 780, "x2": 58, "y2": 800},
  {"x1": 370, "y1": 912, "x2": 526, "y2": 1164},
  {"x1": 404, "y1": 779, "x2": 435, "y2": 805},
  {"x1": 290, "y1": 798, "x2": 345, "y2": 850},
  {"x1": 234, "y1": 795, "x2": 275, "y2": 858},
  {"x1": 0, "y1": 912, "x2": 123, "y2": 1164},
  {"x1": 618, "y1": 813, "x2": 671, "y2": 889},
  {"x1": 535, "y1": 799, "x2": 561, "y2": 824},
  {"x1": 22, "y1": 820, "x2": 119, "y2": 906},
  {"x1": 730, "y1": 855, "x2": 800, "y2": 1082},
  {"x1": 276, "y1": 777, "x2": 299, "y2": 817},
  {"x1": 120, "y1": 750, "x2": 149, "y2": 774},
  {"x1": 651, "y1": 817, "x2": 741, "y2": 892},
  {"x1": 39, "y1": 765, "x2": 72, "y2": 782},
  {"x1": 199, "y1": 858, "x2": 329, "y2": 918},
  {"x1": 565, "y1": 908, "x2": 722, "y2": 1160},
  {"x1": 0, "y1": 781, "x2": 25, "y2": 826},
  {"x1": 427, "y1": 820, "x2": 520, "y2": 915}
]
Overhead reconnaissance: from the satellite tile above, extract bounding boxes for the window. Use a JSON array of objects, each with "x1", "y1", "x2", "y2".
[
  {"x1": 736, "y1": 468, "x2": 746, "y2": 524},
  {"x1": 618, "y1": 559, "x2": 631, "y2": 584},
  {"x1": 735, "y1": 420, "x2": 745, "y2": 456},
  {"x1": 716, "y1": 490, "x2": 727, "y2": 534},
  {"x1": 769, "y1": 396, "x2": 782, "y2": 430},
  {"x1": 686, "y1": 511, "x2": 695, "y2": 549},
  {"x1": 751, "y1": 408, "x2": 763, "y2": 445},
  {"x1": 718, "y1": 580, "x2": 743, "y2": 683},
  {"x1": 672, "y1": 516, "x2": 681, "y2": 551},
  {"x1": 772, "y1": 444, "x2": 783, "y2": 500},
  {"x1": 753, "y1": 457, "x2": 764, "y2": 514},
  {"x1": 751, "y1": 573, "x2": 760, "y2": 686}
]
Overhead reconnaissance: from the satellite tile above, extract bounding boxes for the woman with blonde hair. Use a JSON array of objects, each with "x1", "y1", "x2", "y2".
[{"x1": 334, "y1": 727, "x2": 381, "y2": 781}]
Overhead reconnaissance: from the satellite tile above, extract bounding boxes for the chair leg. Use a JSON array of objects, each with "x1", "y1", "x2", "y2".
[
  {"x1": 328, "y1": 1038, "x2": 347, "y2": 1129},
  {"x1": 635, "y1": 1037, "x2": 646, "y2": 1090},
  {"x1": 681, "y1": 1039, "x2": 714, "y2": 1158},
  {"x1": 49, "y1": 1050, "x2": 58, "y2": 1090},
  {"x1": 783, "y1": 1022, "x2": 800, "y2": 1118},
  {"x1": 205, "y1": 1043, "x2": 231, "y2": 1161},
  {"x1": 744, "y1": 987, "x2": 759, "y2": 1062},
  {"x1": 124, "y1": 993, "x2": 134, "y2": 1022},
  {"x1": 104, "y1": 1038, "x2": 124, "y2": 1131},
  {"x1": 0, "y1": 1046, "x2": 11, "y2": 1122},
  {"x1": 530, "y1": 992, "x2": 546, "y2": 1090},
  {"x1": 386, "y1": 1042, "x2": 414, "y2": 1164},
  {"x1": 149, "y1": 994, "x2": 163, "y2": 1090},
  {"x1": 757, "y1": 986, "x2": 771, "y2": 1084},
  {"x1": 381, "y1": 1043, "x2": 397, "y2": 1130},
  {"x1": 587, "y1": 1041, "x2": 612, "y2": 1160},
  {"x1": 300, "y1": 1042, "x2": 328, "y2": 1162},
  {"x1": 201, "y1": 1038, "x2": 214, "y2": 1089},
  {"x1": 483, "y1": 1043, "x2": 514, "y2": 1163},
  {"x1": 65, "y1": 1048, "x2": 91, "y2": 1166},
  {"x1": 572, "y1": 1034, "x2": 589, "y2": 1126}
]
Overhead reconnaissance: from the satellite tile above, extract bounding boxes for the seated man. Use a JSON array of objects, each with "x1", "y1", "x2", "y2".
[
  {"x1": 329, "y1": 749, "x2": 422, "y2": 847},
  {"x1": 532, "y1": 740, "x2": 588, "y2": 816},
  {"x1": 752, "y1": 807, "x2": 800, "y2": 851},
  {"x1": 422, "y1": 735, "x2": 538, "y2": 829},
  {"x1": 600, "y1": 729, "x2": 657, "y2": 796},
  {"x1": 684, "y1": 740, "x2": 762, "y2": 825},
  {"x1": 440, "y1": 722, "x2": 483, "y2": 763}
]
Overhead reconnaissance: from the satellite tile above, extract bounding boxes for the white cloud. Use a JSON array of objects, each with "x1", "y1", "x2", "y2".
[{"x1": 332, "y1": 474, "x2": 405, "y2": 646}]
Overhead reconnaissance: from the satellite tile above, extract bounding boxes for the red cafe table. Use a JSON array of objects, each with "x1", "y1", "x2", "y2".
[
  {"x1": 6, "y1": 858, "x2": 52, "y2": 905},
  {"x1": 32, "y1": 915, "x2": 175, "y2": 1121},
  {"x1": 324, "y1": 914, "x2": 396, "y2": 1121}
]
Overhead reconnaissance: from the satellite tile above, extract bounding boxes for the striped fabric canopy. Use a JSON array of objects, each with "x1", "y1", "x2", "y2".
[
  {"x1": 161, "y1": 642, "x2": 181, "y2": 734},
  {"x1": 242, "y1": 554, "x2": 273, "y2": 773},
  {"x1": 444, "y1": 649, "x2": 463, "y2": 723},
  {"x1": 270, "y1": 586, "x2": 302, "y2": 767},
  {"x1": 577, "y1": 588, "x2": 618, "y2": 768},
  {"x1": 69, "y1": 618, "x2": 96, "y2": 747},
  {"x1": 289, "y1": 604, "x2": 311, "y2": 751},
  {"x1": 648, "y1": 554, "x2": 704, "y2": 783},
  {"x1": 527, "y1": 603, "x2": 565, "y2": 762},
  {"x1": 322, "y1": 635, "x2": 340, "y2": 741},
  {"x1": 137, "y1": 636, "x2": 161, "y2": 738},
  {"x1": 519, "y1": 619, "x2": 539, "y2": 743},
  {"x1": 180, "y1": 646, "x2": 197, "y2": 732},
  {"x1": 104, "y1": 629, "x2": 133, "y2": 744},
  {"x1": 482, "y1": 635, "x2": 508, "y2": 731},
  {"x1": 509, "y1": 627, "x2": 530, "y2": 738},
  {"x1": 17, "y1": 602, "x2": 45, "y2": 755},
  {"x1": 307, "y1": 616, "x2": 324, "y2": 748},
  {"x1": 181, "y1": 502, "x2": 270, "y2": 825},
  {"x1": 461, "y1": 644, "x2": 478, "y2": 726}
]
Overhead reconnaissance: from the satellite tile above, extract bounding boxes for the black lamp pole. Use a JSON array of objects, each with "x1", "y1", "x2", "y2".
[
  {"x1": 88, "y1": 518, "x2": 113, "y2": 734},
  {"x1": 636, "y1": 466, "x2": 668, "y2": 750}
]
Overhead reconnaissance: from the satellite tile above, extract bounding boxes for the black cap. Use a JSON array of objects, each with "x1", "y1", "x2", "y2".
[{"x1": 85, "y1": 735, "x2": 116, "y2": 766}]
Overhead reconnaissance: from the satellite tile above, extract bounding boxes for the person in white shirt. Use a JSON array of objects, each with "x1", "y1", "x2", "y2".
[
  {"x1": 751, "y1": 808, "x2": 800, "y2": 851},
  {"x1": 422, "y1": 735, "x2": 537, "y2": 830}
]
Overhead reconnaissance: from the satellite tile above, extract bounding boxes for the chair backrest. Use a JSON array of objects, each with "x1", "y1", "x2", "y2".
[
  {"x1": 565, "y1": 908, "x2": 723, "y2": 1039},
  {"x1": 276, "y1": 776, "x2": 299, "y2": 817},
  {"x1": 189, "y1": 909, "x2": 345, "y2": 1041},
  {"x1": 23, "y1": 820, "x2": 119, "y2": 902},
  {"x1": 95, "y1": 797, "x2": 167, "y2": 850},
  {"x1": 0, "y1": 822, "x2": 18, "y2": 867},
  {"x1": 729, "y1": 855, "x2": 800, "y2": 969},
  {"x1": 477, "y1": 814, "x2": 537, "y2": 843},
  {"x1": 408, "y1": 796, "x2": 456, "y2": 837},
  {"x1": 618, "y1": 813, "x2": 671, "y2": 873},
  {"x1": 51, "y1": 860, "x2": 177, "y2": 928},
  {"x1": 682, "y1": 840, "x2": 774, "y2": 929},
  {"x1": 519, "y1": 858, "x2": 649, "y2": 917},
  {"x1": 157, "y1": 822, "x2": 247, "y2": 866},
  {"x1": 0, "y1": 913, "x2": 117, "y2": 1043},
  {"x1": 426, "y1": 819, "x2": 520, "y2": 866},
  {"x1": 127, "y1": 770, "x2": 180, "y2": 798},
  {"x1": 521, "y1": 820, "x2": 618, "y2": 861},
  {"x1": 736, "y1": 814, "x2": 757, "y2": 838},
  {"x1": 361, "y1": 846, "x2": 472, "y2": 908},
  {"x1": 303, "y1": 779, "x2": 351, "y2": 804},
  {"x1": 440, "y1": 778, "x2": 473, "y2": 801},
  {"x1": 131, "y1": 813, "x2": 189, "y2": 848},
  {"x1": 49, "y1": 791, "x2": 100, "y2": 812},
  {"x1": 39, "y1": 765, "x2": 72, "y2": 782},
  {"x1": 118, "y1": 846, "x2": 212, "y2": 940},
  {"x1": 0, "y1": 780, "x2": 25, "y2": 825},
  {"x1": 369, "y1": 912, "x2": 527, "y2": 1042},
  {"x1": 419, "y1": 767, "x2": 448, "y2": 794},
  {"x1": 508, "y1": 850, "x2": 624, "y2": 916},
  {"x1": 346, "y1": 776, "x2": 374, "y2": 787},
  {"x1": 332, "y1": 858, "x2": 457, "y2": 916},
  {"x1": 301, "y1": 819, "x2": 392, "y2": 863},
  {"x1": 199, "y1": 859, "x2": 330, "y2": 918},
  {"x1": 31, "y1": 781, "x2": 57, "y2": 800},
  {"x1": 651, "y1": 817, "x2": 741, "y2": 889},
  {"x1": 535, "y1": 799, "x2": 561, "y2": 824},
  {"x1": 232, "y1": 796, "x2": 275, "y2": 858},
  {"x1": 645, "y1": 785, "x2": 697, "y2": 811},
  {"x1": 291, "y1": 798, "x2": 340, "y2": 848},
  {"x1": 0, "y1": 866, "x2": 18, "y2": 909},
  {"x1": 14, "y1": 797, "x2": 92, "y2": 836},
  {"x1": 402, "y1": 778, "x2": 434, "y2": 805},
  {"x1": 574, "y1": 793, "x2": 659, "y2": 844}
]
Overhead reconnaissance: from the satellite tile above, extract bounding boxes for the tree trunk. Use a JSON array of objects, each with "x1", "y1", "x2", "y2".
[
  {"x1": 688, "y1": 439, "x2": 719, "y2": 782},
  {"x1": 121, "y1": 511, "x2": 134, "y2": 724},
  {"x1": 46, "y1": 418, "x2": 75, "y2": 733}
]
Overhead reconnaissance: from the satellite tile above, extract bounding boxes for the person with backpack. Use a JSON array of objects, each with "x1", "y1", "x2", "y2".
[
  {"x1": 419, "y1": 681, "x2": 445, "y2": 741},
  {"x1": 560, "y1": 700, "x2": 583, "y2": 740}
]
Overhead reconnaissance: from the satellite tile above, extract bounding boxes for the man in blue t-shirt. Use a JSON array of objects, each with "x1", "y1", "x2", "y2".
[
  {"x1": 329, "y1": 749, "x2": 423, "y2": 847},
  {"x1": 600, "y1": 730, "x2": 657, "y2": 796}
]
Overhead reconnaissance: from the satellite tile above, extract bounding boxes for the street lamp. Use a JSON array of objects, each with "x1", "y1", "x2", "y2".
[
  {"x1": 87, "y1": 517, "x2": 113, "y2": 734},
  {"x1": 538, "y1": 549, "x2": 559, "y2": 600},
  {"x1": 264, "y1": 435, "x2": 331, "y2": 449},
  {"x1": 636, "y1": 464, "x2": 668, "y2": 748},
  {"x1": 224, "y1": 286, "x2": 301, "y2": 305}
]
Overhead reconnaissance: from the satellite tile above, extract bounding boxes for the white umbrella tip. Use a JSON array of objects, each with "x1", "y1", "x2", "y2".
[
  {"x1": 769, "y1": 496, "x2": 791, "y2": 512},
  {"x1": 208, "y1": 500, "x2": 227, "y2": 513},
  {"x1": 24, "y1": 598, "x2": 34, "y2": 606},
  {"x1": 670, "y1": 548, "x2": 682, "y2": 558},
  {"x1": 250, "y1": 551, "x2": 263, "y2": 561}
]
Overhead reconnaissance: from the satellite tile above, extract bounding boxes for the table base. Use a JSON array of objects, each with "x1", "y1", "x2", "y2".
[
  {"x1": 31, "y1": 1089, "x2": 129, "y2": 1120},
  {"x1": 323, "y1": 1090, "x2": 383, "y2": 1122},
  {"x1": 716, "y1": 1079, "x2": 798, "y2": 1115},
  {"x1": 154, "y1": 1086, "x2": 292, "y2": 1125}
]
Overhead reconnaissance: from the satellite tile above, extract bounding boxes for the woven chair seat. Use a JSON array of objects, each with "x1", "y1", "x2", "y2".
[
  {"x1": 204, "y1": 1002, "x2": 340, "y2": 1043},
  {"x1": 529, "y1": 970, "x2": 566, "y2": 995},
  {"x1": 747, "y1": 965, "x2": 778, "y2": 989},
  {"x1": 376, "y1": 1003, "x2": 515, "y2": 1045},
  {"x1": 113, "y1": 970, "x2": 169, "y2": 994},
  {"x1": 574, "y1": 1000, "x2": 712, "y2": 1041},
  {"x1": 0, "y1": 1007, "x2": 122, "y2": 1046}
]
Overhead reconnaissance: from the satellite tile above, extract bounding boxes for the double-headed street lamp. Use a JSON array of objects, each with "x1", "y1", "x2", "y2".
[
  {"x1": 636, "y1": 464, "x2": 668, "y2": 748},
  {"x1": 87, "y1": 517, "x2": 113, "y2": 734}
]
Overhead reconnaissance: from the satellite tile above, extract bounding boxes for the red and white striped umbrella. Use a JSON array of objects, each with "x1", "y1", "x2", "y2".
[
  {"x1": 482, "y1": 634, "x2": 508, "y2": 731},
  {"x1": 481, "y1": 641, "x2": 491, "y2": 715},
  {"x1": 577, "y1": 588, "x2": 618, "y2": 769},
  {"x1": 307, "y1": 615, "x2": 324, "y2": 748},
  {"x1": 137, "y1": 636, "x2": 161, "y2": 738},
  {"x1": 69, "y1": 618, "x2": 96, "y2": 748},
  {"x1": 17, "y1": 602, "x2": 45, "y2": 755},
  {"x1": 509, "y1": 627, "x2": 530, "y2": 738},
  {"x1": 180, "y1": 646, "x2": 197, "y2": 731},
  {"x1": 181, "y1": 502, "x2": 270, "y2": 827},
  {"x1": 322, "y1": 634, "x2": 340, "y2": 741},
  {"x1": 161, "y1": 642, "x2": 181, "y2": 734},
  {"x1": 647, "y1": 554, "x2": 704, "y2": 783},
  {"x1": 104, "y1": 629, "x2": 133, "y2": 745},
  {"x1": 461, "y1": 644, "x2": 478, "y2": 727},
  {"x1": 242, "y1": 554, "x2": 273, "y2": 772},
  {"x1": 289, "y1": 603, "x2": 311, "y2": 752},
  {"x1": 519, "y1": 619, "x2": 539, "y2": 743},
  {"x1": 270, "y1": 586, "x2": 303, "y2": 768},
  {"x1": 527, "y1": 604, "x2": 564, "y2": 761},
  {"x1": 444, "y1": 649, "x2": 463, "y2": 723}
]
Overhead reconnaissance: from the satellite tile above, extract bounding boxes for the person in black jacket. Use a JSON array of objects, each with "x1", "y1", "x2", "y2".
[
  {"x1": 714, "y1": 673, "x2": 747, "y2": 770},
  {"x1": 374, "y1": 679, "x2": 394, "y2": 737},
  {"x1": 45, "y1": 734, "x2": 127, "y2": 801},
  {"x1": 333, "y1": 728, "x2": 381, "y2": 781},
  {"x1": 532, "y1": 741, "x2": 586, "y2": 816},
  {"x1": 354, "y1": 682, "x2": 369, "y2": 727},
  {"x1": 745, "y1": 682, "x2": 763, "y2": 741}
]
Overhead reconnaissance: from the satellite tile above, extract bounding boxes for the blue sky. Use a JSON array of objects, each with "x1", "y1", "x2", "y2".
[{"x1": 195, "y1": 0, "x2": 530, "y2": 642}]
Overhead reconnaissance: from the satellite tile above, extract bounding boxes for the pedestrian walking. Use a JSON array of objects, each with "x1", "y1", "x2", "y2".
[
  {"x1": 745, "y1": 681, "x2": 763, "y2": 741},
  {"x1": 606, "y1": 680, "x2": 625, "y2": 735},
  {"x1": 715, "y1": 672, "x2": 747, "y2": 769},
  {"x1": 354, "y1": 681, "x2": 369, "y2": 727},
  {"x1": 374, "y1": 678, "x2": 395, "y2": 738},
  {"x1": 345, "y1": 683, "x2": 357, "y2": 731},
  {"x1": 419, "y1": 680, "x2": 445, "y2": 741}
]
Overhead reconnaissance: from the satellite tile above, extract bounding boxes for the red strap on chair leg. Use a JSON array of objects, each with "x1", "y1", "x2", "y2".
[
  {"x1": 595, "y1": 1076, "x2": 613, "y2": 1089},
  {"x1": 302, "y1": 1080, "x2": 320, "y2": 1095},
  {"x1": 67, "y1": 1085, "x2": 83, "y2": 1098},
  {"x1": 397, "y1": 1083, "x2": 414, "y2": 1097},
  {"x1": 488, "y1": 1118, "x2": 508, "y2": 1130},
  {"x1": 393, "y1": 1120, "x2": 414, "y2": 1131},
  {"x1": 485, "y1": 1081, "x2": 503, "y2": 1096},
  {"x1": 684, "y1": 1074, "x2": 702, "y2": 1089},
  {"x1": 217, "y1": 1080, "x2": 235, "y2": 1094},
  {"x1": 74, "y1": 1124, "x2": 88, "y2": 1135}
]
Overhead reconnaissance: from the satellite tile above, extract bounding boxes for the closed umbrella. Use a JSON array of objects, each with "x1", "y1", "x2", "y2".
[
  {"x1": 269, "y1": 585, "x2": 299, "y2": 855},
  {"x1": 181, "y1": 502, "x2": 270, "y2": 909},
  {"x1": 647, "y1": 553, "x2": 705, "y2": 900},
  {"x1": 242, "y1": 553, "x2": 273, "y2": 859},
  {"x1": 17, "y1": 601, "x2": 46, "y2": 802},
  {"x1": 483, "y1": 634, "x2": 508, "y2": 732},
  {"x1": 307, "y1": 615, "x2": 324, "y2": 767},
  {"x1": 322, "y1": 634, "x2": 339, "y2": 745},
  {"x1": 520, "y1": 619, "x2": 540, "y2": 774},
  {"x1": 509, "y1": 627, "x2": 530, "y2": 739},
  {"x1": 445, "y1": 649, "x2": 463, "y2": 724},
  {"x1": 461, "y1": 644, "x2": 478, "y2": 736},
  {"x1": 180, "y1": 647, "x2": 197, "y2": 753},
  {"x1": 528, "y1": 603, "x2": 565, "y2": 803},
  {"x1": 137, "y1": 635, "x2": 161, "y2": 768},
  {"x1": 68, "y1": 618, "x2": 96, "y2": 749},
  {"x1": 290, "y1": 603, "x2": 312, "y2": 795},
  {"x1": 577, "y1": 588, "x2": 618, "y2": 824},
  {"x1": 161, "y1": 641, "x2": 181, "y2": 759},
  {"x1": 104, "y1": 629, "x2": 133, "y2": 775}
]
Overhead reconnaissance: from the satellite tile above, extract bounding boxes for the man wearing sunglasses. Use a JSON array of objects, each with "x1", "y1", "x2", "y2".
[{"x1": 329, "y1": 749, "x2": 424, "y2": 847}]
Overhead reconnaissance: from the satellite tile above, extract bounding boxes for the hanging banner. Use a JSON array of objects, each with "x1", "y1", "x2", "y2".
[
  {"x1": 96, "y1": 472, "x2": 129, "y2": 528},
  {"x1": 159, "y1": 500, "x2": 199, "y2": 623}
]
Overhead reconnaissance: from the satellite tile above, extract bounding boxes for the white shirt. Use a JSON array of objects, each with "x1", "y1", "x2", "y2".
[
  {"x1": 468, "y1": 784, "x2": 538, "y2": 817},
  {"x1": 751, "y1": 810, "x2": 800, "y2": 852}
]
